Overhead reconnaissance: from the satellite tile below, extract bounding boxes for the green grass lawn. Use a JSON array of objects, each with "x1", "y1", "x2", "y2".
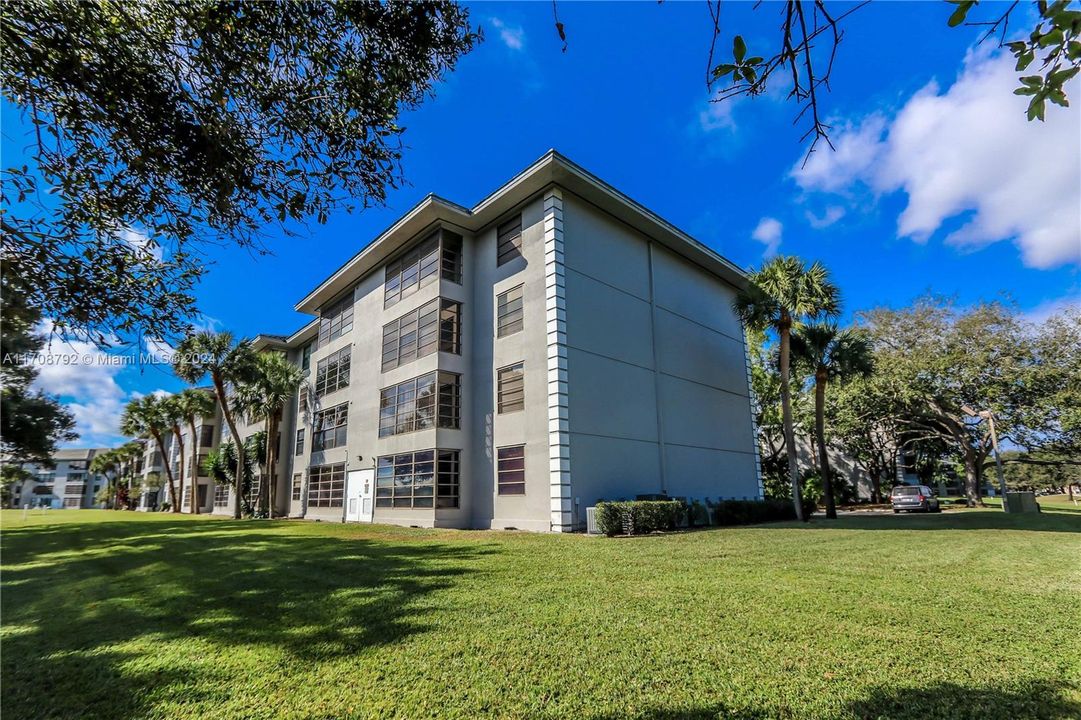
[{"x1": 2, "y1": 508, "x2": 1079, "y2": 720}]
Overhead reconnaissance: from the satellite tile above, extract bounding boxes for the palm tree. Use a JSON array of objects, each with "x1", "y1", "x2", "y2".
[
  {"x1": 89, "y1": 449, "x2": 119, "y2": 508},
  {"x1": 173, "y1": 331, "x2": 258, "y2": 520},
  {"x1": 177, "y1": 388, "x2": 217, "y2": 514},
  {"x1": 115, "y1": 440, "x2": 143, "y2": 509},
  {"x1": 160, "y1": 395, "x2": 187, "y2": 514},
  {"x1": 232, "y1": 352, "x2": 304, "y2": 518},
  {"x1": 791, "y1": 323, "x2": 874, "y2": 519},
  {"x1": 734, "y1": 256, "x2": 840, "y2": 521},
  {"x1": 120, "y1": 395, "x2": 180, "y2": 513}
]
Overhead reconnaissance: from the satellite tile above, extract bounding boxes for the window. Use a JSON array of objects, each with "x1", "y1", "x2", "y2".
[
  {"x1": 197, "y1": 454, "x2": 209, "y2": 476},
  {"x1": 214, "y1": 484, "x2": 230, "y2": 508},
  {"x1": 292, "y1": 473, "x2": 303, "y2": 502},
  {"x1": 199, "y1": 425, "x2": 214, "y2": 448},
  {"x1": 383, "y1": 230, "x2": 463, "y2": 308},
  {"x1": 497, "y1": 363, "x2": 525, "y2": 413},
  {"x1": 381, "y1": 298, "x2": 461, "y2": 370},
  {"x1": 301, "y1": 343, "x2": 312, "y2": 371},
  {"x1": 497, "y1": 215, "x2": 523, "y2": 266},
  {"x1": 497, "y1": 445, "x2": 526, "y2": 495},
  {"x1": 182, "y1": 486, "x2": 191, "y2": 508},
  {"x1": 308, "y1": 463, "x2": 345, "y2": 508},
  {"x1": 295, "y1": 428, "x2": 305, "y2": 456},
  {"x1": 497, "y1": 285, "x2": 524, "y2": 337},
  {"x1": 67, "y1": 472, "x2": 85, "y2": 483},
  {"x1": 378, "y1": 371, "x2": 460, "y2": 437},
  {"x1": 247, "y1": 476, "x2": 262, "y2": 508},
  {"x1": 315, "y1": 346, "x2": 351, "y2": 396},
  {"x1": 68, "y1": 461, "x2": 87, "y2": 471},
  {"x1": 318, "y1": 291, "x2": 354, "y2": 346},
  {"x1": 64, "y1": 484, "x2": 86, "y2": 496},
  {"x1": 64, "y1": 497, "x2": 81, "y2": 508},
  {"x1": 299, "y1": 386, "x2": 309, "y2": 414},
  {"x1": 312, "y1": 403, "x2": 348, "y2": 451},
  {"x1": 375, "y1": 449, "x2": 459, "y2": 509}
]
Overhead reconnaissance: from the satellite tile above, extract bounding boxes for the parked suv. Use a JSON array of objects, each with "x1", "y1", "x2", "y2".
[{"x1": 890, "y1": 485, "x2": 941, "y2": 513}]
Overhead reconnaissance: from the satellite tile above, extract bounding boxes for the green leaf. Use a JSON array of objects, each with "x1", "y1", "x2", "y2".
[
  {"x1": 1027, "y1": 97, "x2": 1047, "y2": 121},
  {"x1": 1016, "y1": 52, "x2": 1036, "y2": 71},
  {"x1": 733, "y1": 35, "x2": 747, "y2": 64},
  {"x1": 1014, "y1": 86, "x2": 1040, "y2": 96},
  {"x1": 1020, "y1": 75, "x2": 1044, "y2": 87},
  {"x1": 746, "y1": 56, "x2": 764, "y2": 66},
  {"x1": 712, "y1": 63, "x2": 737, "y2": 79},
  {"x1": 947, "y1": 1, "x2": 973, "y2": 27},
  {"x1": 1047, "y1": 89, "x2": 1069, "y2": 107}
]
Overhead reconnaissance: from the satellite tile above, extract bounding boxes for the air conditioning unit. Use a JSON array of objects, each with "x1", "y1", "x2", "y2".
[{"x1": 586, "y1": 506, "x2": 600, "y2": 535}]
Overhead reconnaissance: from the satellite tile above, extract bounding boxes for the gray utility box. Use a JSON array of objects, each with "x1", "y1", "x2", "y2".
[{"x1": 1004, "y1": 491, "x2": 1040, "y2": 514}]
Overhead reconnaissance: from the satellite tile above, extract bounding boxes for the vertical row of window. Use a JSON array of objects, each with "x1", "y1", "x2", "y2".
[
  {"x1": 378, "y1": 372, "x2": 460, "y2": 437},
  {"x1": 375, "y1": 449, "x2": 459, "y2": 509},
  {"x1": 315, "y1": 346, "x2": 351, "y2": 396},
  {"x1": 381, "y1": 298, "x2": 461, "y2": 371},
  {"x1": 495, "y1": 215, "x2": 526, "y2": 496},
  {"x1": 384, "y1": 230, "x2": 463, "y2": 308}
]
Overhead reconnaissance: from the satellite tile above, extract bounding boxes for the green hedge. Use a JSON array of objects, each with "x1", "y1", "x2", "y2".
[
  {"x1": 595, "y1": 500, "x2": 683, "y2": 536},
  {"x1": 712, "y1": 498, "x2": 816, "y2": 526}
]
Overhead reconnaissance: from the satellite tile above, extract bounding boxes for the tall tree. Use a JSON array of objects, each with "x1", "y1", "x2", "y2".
[
  {"x1": 0, "y1": 258, "x2": 76, "y2": 463},
  {"x1": 792, "y1": 324, "x2": 873, "y2": 518},
  {"x1": 160, "y1": 395, "x2": 187, "y2": 514},
  {"x1": 120, "y1": 395, "x2": 180, "y2": 513},
  {"x1": 177, "y1": 388, "x2": 217, "y2": 515},
  {"x1": 89, "y1": 449, "x2": 119, "y2": 509},
  {"x1": 232, "y1": 352, "x2": 303, "y2": 519},
  {"x1": 1, "y1": 1, "x2": 479, "y2": 345},
  {"x1": 173, "y1": 332, "x2": 258, "y2": 519},
  {"x1": 828, "y1": 373, "x2": 902, "y2": 503},
  {"x1": 734, "y1": 256, "x2": 839, "y2": 520}
]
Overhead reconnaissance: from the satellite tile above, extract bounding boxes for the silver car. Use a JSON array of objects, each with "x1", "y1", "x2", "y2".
[{"x1": 891, "y1": 485, "x2": 941, "y2": 513}]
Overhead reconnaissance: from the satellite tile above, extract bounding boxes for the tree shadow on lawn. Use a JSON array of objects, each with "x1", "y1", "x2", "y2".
[
  {"x1": 790, "y1": 510, "x2": 1081, "y2": 534},
  {"x1": 584, "y1": 680, "x2": 1080, "y2": 720},
  {"x1": 1, "y1": 517, "x2": 497, "y2": 719}
]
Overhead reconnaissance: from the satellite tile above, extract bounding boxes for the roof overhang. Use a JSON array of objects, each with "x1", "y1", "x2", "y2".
[{"x1": 295, "y1": 150, "x2": 748, "y2": 315}]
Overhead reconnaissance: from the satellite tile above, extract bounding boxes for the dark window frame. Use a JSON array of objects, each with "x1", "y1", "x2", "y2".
[
  {"x1": 312, "y1": 403, "x2": 348, "y2": 451},
  {"x1": 315, "y1": 346, "x2": 351, "y2": 396},
  {"x1": 496, "y1": 284, "x2": 524, "y2": 337},
  {"x1": 383, "y1": 229, "x2": 463, "y2": 308},
  {"x1": 308, "y1": 463, "x2": 345, "y2": 508},
  {"x1": 375, "y1": 449, "x2": 459, "y2": 509},
  {"x1": 381, "y1": 298, "x2": 461, "y2": 371},
  {"x1": 497, "y1": 215, "x2": 523, "y2": 266},
  {"x1": 378, "y1": 371, "x2": 460, "y2": 438},
  {"x1": 318, "y1": 291, "x2": 355, "y2": 346},
  {"x1": 295, "y1": 428, "x2": 305, "y2": 456},
  {"x1": 497, "y1": 445, "x2": 526, "y2": 495},
  {"x1": 497, "y1": 363, "x2": 525, "y2": 414}
]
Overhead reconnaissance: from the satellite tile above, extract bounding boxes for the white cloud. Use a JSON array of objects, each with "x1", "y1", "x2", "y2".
[
  {"x1": 490, "y1": 17, "x2": 525, "y2": 51},
  {"x1": 805, "y1": 205, "x2": 846, "y2": 229},
  {"x1": 1023, "y1": 295, "x2": 1081, "y2": 324},
  {"x1": 791, "y1": 51, "x2": 1081, "y2": 269},
  {"x1": 751, "y1": 217, "x2": 783, "y2": 257},
  {"x1": 698, "y1": 100, "x2": 739, "y2": 133},
  {"x1": 120, "y1": 228, "x2": 163, "y2": 262},
  {"x1": 32, "y1": 335, "x2": 128, "y2": 447}
]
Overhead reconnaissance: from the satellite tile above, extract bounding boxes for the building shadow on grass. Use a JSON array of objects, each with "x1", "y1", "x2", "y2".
[
  {"x1": 1, "y1": 517, "x2": 497, "y2": 719},
  {"x1": 846, "y1": 679, "x2": 1081, "y2": 720}
]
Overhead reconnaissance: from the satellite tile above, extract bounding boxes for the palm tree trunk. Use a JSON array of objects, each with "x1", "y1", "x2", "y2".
[
  {"x1": 962, "y1": 444, "x2": 980, "y2": 508},
  {"x1": 213, "y1": 375, "x2": 244, "y2": 520},
  {"x1": 154, "y1": 432, "x2": 179, "y2": 512},
  {"x1": 188, "y1": 419, "x2": 201, "y2": 515},
  {"x1": 814, "y1": 372, "x2": 836, "y2": 519},
  {"x1": 267, "y1": 414, "x2": 279, "y2": 519},
  {"x1": 260, "y1": 417, "x2": 271, "y2": 517},
  {"x1": 172, "y1": 426, "x2": 186, "y2": 514},
  {"x1": 778, "y1": 320, "x2": 804, "y2": 521}
]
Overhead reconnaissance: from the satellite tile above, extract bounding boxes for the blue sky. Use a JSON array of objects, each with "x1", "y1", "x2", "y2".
[{"x1": 6, "y1": 2, "x2": 1078, "y2": 447}]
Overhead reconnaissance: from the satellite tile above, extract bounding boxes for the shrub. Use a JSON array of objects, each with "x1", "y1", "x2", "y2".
[
  {"x1": 595, "y1": 500, "x2": 683, "y2": 536},
  {"x1": 712, "y1": 498, "x2": 816, "y2": 526}
]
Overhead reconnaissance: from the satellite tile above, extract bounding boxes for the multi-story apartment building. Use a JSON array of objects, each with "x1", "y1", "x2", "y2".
[
  {"x1": 189, "y1": 151, "x2": 760, "y2": 531},
  {"x1": 12, "y1": 448, "x2": 111, "y2": 509}
]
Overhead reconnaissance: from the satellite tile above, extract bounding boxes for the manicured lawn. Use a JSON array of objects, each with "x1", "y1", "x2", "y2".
[{"x1": 2, "y1": 509, "x2": 1079, "y2": 720}]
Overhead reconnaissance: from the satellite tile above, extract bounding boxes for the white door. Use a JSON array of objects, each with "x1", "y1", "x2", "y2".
[{"x1": 346, "y1": 469, "x2": 375, "y2": 523}]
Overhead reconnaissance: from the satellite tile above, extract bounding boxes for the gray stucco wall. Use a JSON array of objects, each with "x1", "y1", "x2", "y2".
[{"x1": 561, "y1": 193, "x2": 759, "y2": 508}]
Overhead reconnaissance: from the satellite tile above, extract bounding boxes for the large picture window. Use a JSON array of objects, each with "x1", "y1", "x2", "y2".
[
  {"x1": 497, "y1": 445, "x2": 526, "y2": 495},
  {"x1": 375, "y1": 449, "x2": 460, "y2": 509},
  {"x1": 199, "y1": 425, "x2": 214, "y2": 448},
  {"x1": 379, "y1": 372, "x2": 460, "y2": 437},
  {"x1": 384, "y1": 230, "x2": 464, "y2": 308},
  {"x1": 496, "y1": 285, "x2": 524, "y2": 337},
  {"x1": 312, "y1": 403, "x2": 348, "y2": 451},
  {"x1": 214, "y1": 484, "x2": 229, "y2": 508},
  {"x1": 497, "y1": 363, "x2": 525, "y2": 414},
  {"x1": 307, "y1": 463, "x2": 345, "y2": 508},
  {"x1": 497, "y1": 215, "x2": 523, "y2": 266},
  {"x1": 381, "y1": 298, "x2": 461, "y2": 371},
  {"x1": 315, "y1": 346, "x2": 351, "y2": 396},
  {"x1": 318, "y1": 292, "x2": 354, "y2": 346}
]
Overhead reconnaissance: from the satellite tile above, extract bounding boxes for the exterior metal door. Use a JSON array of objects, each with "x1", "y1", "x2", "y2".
[{"x1": 346, "y1": 469, "x2": 375, "y2": 523}]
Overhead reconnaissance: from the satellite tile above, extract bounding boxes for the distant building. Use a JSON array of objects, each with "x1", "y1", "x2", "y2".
[{"x1": 12, "y1": 448, "x2": 111, "y2": 509}]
